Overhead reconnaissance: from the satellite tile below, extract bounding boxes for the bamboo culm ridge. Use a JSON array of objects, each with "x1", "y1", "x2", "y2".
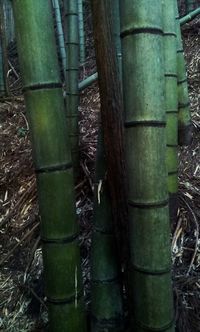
[{"x1": 12, "y1": 0, "x2": 86, "y2": 331}]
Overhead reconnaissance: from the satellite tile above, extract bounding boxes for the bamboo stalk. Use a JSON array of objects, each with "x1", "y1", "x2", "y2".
[
  {"x1": 2, "y1": 0, "x2": 15, "y2": 46},
  {"x1": 162, "y1": 0, "x2": 178, "y2": 222},
  {"x1": 0, "y1": 1, "x2": 9, "y2": 96},
  {"x1": 52, "y1": 0, "x2": 67, "y2": 80},
  {"x1": 180, "y1": 7, "x2": 200, "y2": 25},
  {"x1": 91, "y1": 128, "x2": 124, "y2": 332},
  {"x1": 78, "y1": 0, "x2": 85, "y2": 64},
  {"x1": 78, "y1": 72, "x2": 98, "y2": 91},
  {"x1": 175, "y1": 0, "x2": 193, "y2": 146},
  {"x1": 111, "y1": 0, "x2": 122, "y2": 77},
  {"x1": 120, "y1": 1, "x2": 175, "y2": 330},
  {"x1": 64, "y1": 0, "x2": 80, "y2": 179},
  {"x1": 12, "y1": 1, "x2": 86, "y2": 331},
  {"x1": 0, "y1": 37, "x2": 5, "y2": 96}
]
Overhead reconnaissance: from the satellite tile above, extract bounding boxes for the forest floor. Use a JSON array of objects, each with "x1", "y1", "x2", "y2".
[{"x1": 0, "y1": 17, "x2": 200, "y2": 332}]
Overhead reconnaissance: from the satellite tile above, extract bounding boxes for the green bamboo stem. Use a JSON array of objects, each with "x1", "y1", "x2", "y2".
[
  {"x1": 0, "y1": 38, "x2": 5, "y2": 97},
  {"x1": 185, "y1": 0, "x2": 196, "y2": 12},
  {"x1": 64, "y1": 0, "x2": 80, "y2": 179},
  {"x1": 78, "y1": 0, "x2": 85, "y2": 64},
  {"x1": 120, "y1": 1, "x2": 175, "y2": 331},
  {"x1": 2, "y1": 0, "x2": 15, "y2": 46},
  {"x1": 162, "y1": 0, "x2": 178, "y2": 222},
  {"x1": 0, "y1": 1, "x2": 9, "y2": 96},
  {"x1": 180, "y1": 7, "x2": 200, "y2": 25},
  {"x1": 111, "y1": 0, "x2": 122, "y2": 77},
  {"x1": 91, "y1": 128, "x2": 124, "y2": 332},
  {"x1": 12, "y1": 1, "x2": 86, "y2": 331},
  {"x1": 52, "y1": 0, "x2": 67, "y2": 80},
  {"x1": 78, "y1": 72, "x2": 98, "y2": 91},
  {"x1": 175, "y1": 0, "x2": 193, "y2": 146}
]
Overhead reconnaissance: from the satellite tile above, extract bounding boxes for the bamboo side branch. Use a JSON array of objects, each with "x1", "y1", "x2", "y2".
[
  {"x1": 162, "y1": 0, "x2": 178, "y2": 222},
  {"x1": 12, "y1": 1, "x2": 86, "y2": 331},
  {"x1": 180, "y1": 7, "x2": 200, "y2": 25},
  {"x1": 120, "y1": 0, "x2": 175, "y2": 330},
  {"x1": 175, "y1": 0, "x2": 193, "y2": 146},
  {"x1": 64, "y1": 0, "x2": 80, "y2": 179}
]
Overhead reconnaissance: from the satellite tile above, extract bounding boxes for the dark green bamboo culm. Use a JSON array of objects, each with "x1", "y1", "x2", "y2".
[
  {"x1": 12, "y1": 1, "x2": 86, "y2": 331},
  {"x1": 0, "y1": 1, "x2": 9, "y2": 97},
  {"x1": 175, "y1": 0, "x2": 193, "y2": 146},
  {"x1": 185, "y1": 0, "x2": 196, "y2": 12},
  {"x1": 52, "y1": 0, "x2": 67, "y2": 80},
  {"x1": 162, "y1": 0, "x2": 178, "y2": 222},
  {"x1": 78, "y1": 0, "x2": 85, "y2": 65},
  {"x1": 91, "y1": 128, "x2": 124, "y2": 332},
  {"x1": 2, "y1": 0, "x2": 15, "y2": 46},
  {"x1": 64, "y1": 0, "x2": 80, "y2": 179},
  {"x1": 0, "y1": 37, "x2": 6, "y2": 97},
  {"x1": 120, "y1": 1, "x2": 175, "y2": 331},
  {"x1": 111, "y1": 0, "x2": 122, "y2": 77}
]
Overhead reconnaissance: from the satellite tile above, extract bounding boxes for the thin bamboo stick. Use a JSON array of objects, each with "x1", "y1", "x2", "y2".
[
  {"x1": 52, "y1": 0, "x2": 67, "y2": 80},
  {"x1": 78, "y1": 0, "x2": 85, "y2": 64},
  {"x1": 162, "y1": 0, "x2": 178, "y2": 222},
  {"x1": 64, "y1": 0, "x2": 80, "y2": 179},
  {"x1": 12, "y1": 1, "x2": 86, "y2": 330},
  {"x1": 120, "y1": 0, "x2": 175, "y2": 330},
  {"x1": 175, "y1": 0, "x2": 193, "y2": 146}
]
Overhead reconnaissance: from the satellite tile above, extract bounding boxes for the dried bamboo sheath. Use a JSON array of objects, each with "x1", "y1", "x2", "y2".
[
  {"x1": 12, "y1": 1, "x2": 86, "y2": 331},
  {"x1": 120, "y1": 1, "x2": 175, "y2": 331}
]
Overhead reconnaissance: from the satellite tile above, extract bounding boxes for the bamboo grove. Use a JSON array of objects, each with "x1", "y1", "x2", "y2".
[{"x1": 0, "y1": 0, "x2": 198, "y2": 331}]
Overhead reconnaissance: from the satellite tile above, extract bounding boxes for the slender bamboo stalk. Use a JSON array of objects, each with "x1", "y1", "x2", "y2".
[
  {"x1": 111, "y1": 0, "x2": 122, "y2": 77},
  {"x1": 78, "y1": 0, "x2": 85, "y2": 65},
  {"x1": 52, "y1": 0, "x2": 67, "y2": 80},
  {"x1": 180, "y1": 7, "x2": 200, "y2": 25},
  {"x1": 185, "y1": 0, "x2": 196, "y2": 13},
  {"x1": 12, "y1": 1, "x2": 86, "y2": 331},
  {"x1": 175, "y1": 0, "x2": 193, "y2": 146},
  {"x1": 64, "y1": 0, "x2": 80, "y2": 179},
  {"x1": 78, "y1": 72, "x2": 98, "y2": 91},
  {"x1": 0, "y1": 38, "x2": 5, "y2": 97},
  {"x1": 120, "y1": 1, "x2": 175, "y2": 331},
  {"x1": 162, "y1": 0, "x2": 178, "y2": 222},
  {"x1": 2, "y1": 0, "x2": 15, "y2": 46},
  {"x1": 91, "y1": 128, "x2": 124, "y2": 332},
  {"x1": 91, "y1": 0, "x2": 128, "y2": 268},
  {"x1": 0, "y1": 1, "x2": 9, "y2": 96}
]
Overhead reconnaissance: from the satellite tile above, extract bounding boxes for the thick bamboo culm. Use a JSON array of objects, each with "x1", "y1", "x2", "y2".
[
  {"x1": 120, "y1": 1, "x2": 175, "y2": 331},
  {"x1": 91, "y1": 128, "x2": 124, "y2": 332},
  {"x1": 162, "y1": 0, "x2": 178, "y2": 222},
  {"x1": 12, "y1": 1, "x2": 86, "y2": 331},
  {"x1": 185, "y1": 0, "x2": 196, "y2": 12},
  {"x1": 175, "y1": 0, "x2": 192, "y2": 146},
  {"x1": 52, "y1": 0, "x2": 67, "y2": 80},
  {"x1": 64, "y1": 0, "x2": 80, "y2": 179},
  {"x1": 78, "y1": 0, "x2": 85, "y2": 65}
]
